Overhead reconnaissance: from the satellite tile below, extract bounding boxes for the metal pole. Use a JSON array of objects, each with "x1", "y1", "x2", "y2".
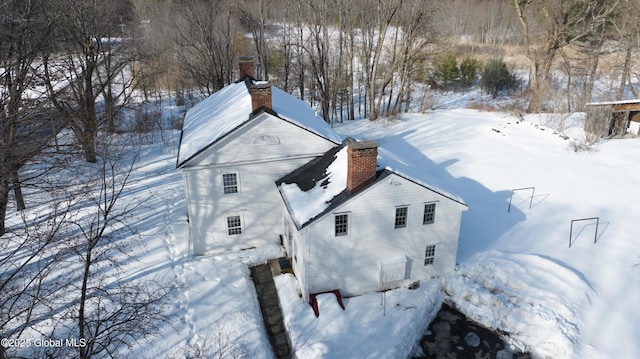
[
  {"x1": 529, "y1": 187, "x2": 535, "y2": 209},
  {"x1": 569, "y1": 221, "x2": 573, "y2": 247},
  {"x1": 569, "y1": 217, "x2": 600, "y2": 248}
]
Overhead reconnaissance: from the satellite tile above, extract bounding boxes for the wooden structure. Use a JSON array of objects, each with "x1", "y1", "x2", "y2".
[{"x1": 585, "y1": 99, "x2": 640, "y2": 136}]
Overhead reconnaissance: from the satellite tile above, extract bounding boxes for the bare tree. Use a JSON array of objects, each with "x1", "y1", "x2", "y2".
[
  {"x1": 511, "y1": 0, "x2": 620, "y2": 113},
  {"x1": 359, "y1": 0, "x2": 399, "y2": 121},
  {"x1": 0, "y1": 203, "x2": 71, "y2": 359},
  {"x1": 0, "y1": 0, "x2": 57, "y2": 236},
  {"x1": 43, "y1": 0, "x2": 137, "y2": 163},
  {"x1": 171, "y1": 0, "x2": 249, "y2": 96},
  {"x1": 612, "y1": 0, "x2": 640, "y2": 100},
  {"x1": 237, "y1": 0, "x2": 270, "y2": 80},
  {"x1": 60, "y1": 139, "x2": 171, "y2": 359}
]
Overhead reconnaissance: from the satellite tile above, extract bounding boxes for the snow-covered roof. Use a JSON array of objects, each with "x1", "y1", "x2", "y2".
[
  {"x1": 277, "y1": 139, "x2": 466, "y2": 229},
  {"x1": 279, "y1": 145, "x2": 348, "y2": 227},
  {"x1": 585, "y1": 98, "x2": 640, "y2": 106},
  {"x1": 177, "y1": 79, "x2": 341, "y2": 167}
]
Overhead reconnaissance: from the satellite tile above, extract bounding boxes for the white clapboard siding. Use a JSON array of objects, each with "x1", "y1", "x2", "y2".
[
  {"x1": 296, "y1": 173, "x2": 466, "y2": 298},
  {"x1": 283, "y1": 214, "x2": 310, "y2": 298},
  {"x1": 185, "y1": 113, "x2": 337, "y2": 168},
  {"x1": 180, "y1": 112, "x2": 337, "y2": 255}
]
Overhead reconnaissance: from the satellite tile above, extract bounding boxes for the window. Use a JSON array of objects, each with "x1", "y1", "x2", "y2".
[
  {"x1": 423, "y1": 203, "x2": 436, "y2": 224},
  {"x1": 335, "y1": 214, "x2": 349, "y2": 236},
  {"x1": 222, "y1": 173, "x2": 238, "y2": 194},
  {"x1": 424, "y1": 245, "x2": 436, "y2": 266},
  {"x1": 395, "y1": 207, "x2": 408, "y2": 228},
  {"x1": 227, "y1": 215, "x2": 242, "y2": 235}
]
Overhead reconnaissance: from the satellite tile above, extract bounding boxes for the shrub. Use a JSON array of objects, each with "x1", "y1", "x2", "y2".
[
  {"x1": 481, "y1": 59, "x2": 518, "y2": 98},
  {"x1": 459, "y1": 56, "x2": 480, "y2": 88},
  {"x1": 432, "y1": 52, "x2": 459, "y2": 90}
]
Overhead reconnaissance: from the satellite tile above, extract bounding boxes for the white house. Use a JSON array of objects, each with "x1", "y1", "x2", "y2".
[
  {"x1": 176, "y1": 58, "x2": 341, "y2": 255},
  {"x1": 277, "y1": 139, "x2": 468, "y2": 301},
  {"x1": 177, "y1": 57, "x2": 467, "y2": 301}
]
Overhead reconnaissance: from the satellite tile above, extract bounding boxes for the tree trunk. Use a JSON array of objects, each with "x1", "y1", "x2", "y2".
[
  {"x1": 583, "y1": 53, "x2": 599, "y2": 108},
  {"x1": 526, "y1": 46, "x2": 557, "y2": 113},
  {"x1": 348, "y1": 36, "x2": 355, "y2": 121},
  {"x1": 78, "y1": 246, "x2": 92, "y2": 359},
  {"x1": 11, "y1": 167, "x2": 25, "y2": 211},
  {"x1": 0, "y1": 175, "x2": 9, "y2": 236},
  {"x1": 82, "y1": 61, "x2": 98, "y2": 163},
  {"x1": 616, "y1": 45, "x2": 632, "y2": 101},
  {"x1": 104, "y1": 82, "x2": 116, "y2": 133}
]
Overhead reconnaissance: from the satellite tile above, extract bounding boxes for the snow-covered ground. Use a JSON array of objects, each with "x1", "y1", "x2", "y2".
[
  {"x1": 339, "y1": 109, "x2": 640, "y2": 358},
  {"x1": 150, "y1": 108, "x2": 638, "y2": 358},
  {"x1": 4, "y1": 101, "x2": 639, "y2": 358}
]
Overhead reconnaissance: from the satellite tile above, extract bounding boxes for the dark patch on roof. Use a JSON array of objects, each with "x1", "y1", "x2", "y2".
[
  {"x1": 276, "y1": 143, "x2": 345, "y2": 191},
  {"x1": 276, "y1": 139, "x2": 389, "y2": 229},
  {"x1": 281, "y1": 169, "x2": 390, "y2": 230}
]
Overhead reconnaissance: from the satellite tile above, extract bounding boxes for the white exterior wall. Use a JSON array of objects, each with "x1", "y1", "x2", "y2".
[
  {"x1": 283, "y1": 214, "x2": 309, "y2": 299},
  {"x1": 298, "y1": 173, "x2": 466, "y2": 298},
  {"x1": 187, "y1": 113, "x2": 335, "y2": 167},
  {"x1": 180, "y1": 113, "x2": 338, "y2": 255}
]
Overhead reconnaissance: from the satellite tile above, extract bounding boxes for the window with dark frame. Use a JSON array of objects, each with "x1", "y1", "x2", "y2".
[
  {"x1": 423, "y1": 203, "x2": 436, "y2": 224},
  {"x1": 222, "y1": 173, "x2": 238, "y2": 194},
  {"x1": 395, "y1": 207, "x2": 408, "y2": 228},
  {"x1": 227, "y1": 215, "x2": 242, "y2": 235},
  {"x1": 424, "y1": 245, "x2": 436, "y2": 266},
  {"x1": 335, "y1": 214, "x2": 348, "y2": 236}
]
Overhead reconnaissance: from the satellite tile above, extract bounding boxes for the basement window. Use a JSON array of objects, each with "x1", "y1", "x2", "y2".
[{"x1": 222, "y1": 173, "x2": 238, "y2": 194}]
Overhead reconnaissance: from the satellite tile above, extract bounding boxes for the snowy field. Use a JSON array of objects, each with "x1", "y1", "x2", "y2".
[
  {"x1": 4, "y1": 105, "x2": 639, "y2": 359},
  {"x1": 339, "y1": 110, "x2": 640, "y2": 358}
]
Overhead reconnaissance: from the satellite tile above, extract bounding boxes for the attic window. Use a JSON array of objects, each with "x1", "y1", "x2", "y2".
[{"x1": 253, "y1": 135, "x2": 280, "y2": 146}]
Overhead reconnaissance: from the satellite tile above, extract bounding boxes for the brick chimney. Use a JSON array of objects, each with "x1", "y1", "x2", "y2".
[
  {"x1": 250, "y1": 82, "x2": 272, "y2": 113},
  {"x1": 239, "y1": 56, "x2": 255, "y2": 79},
  {"x1": 347, "y1": 140, "x2": 379, "y2": 194}
]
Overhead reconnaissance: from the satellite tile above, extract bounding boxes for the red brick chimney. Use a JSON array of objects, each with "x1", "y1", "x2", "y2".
[
  {"x1": 347, "y1": 141, "x2": 379, "y2": 194},
  {"x1": 250, "y1": 82, "x2": 272, "y2": 113},
  {"x1": 239, "y1": 56, "x2": 255, "y2": 79}
]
